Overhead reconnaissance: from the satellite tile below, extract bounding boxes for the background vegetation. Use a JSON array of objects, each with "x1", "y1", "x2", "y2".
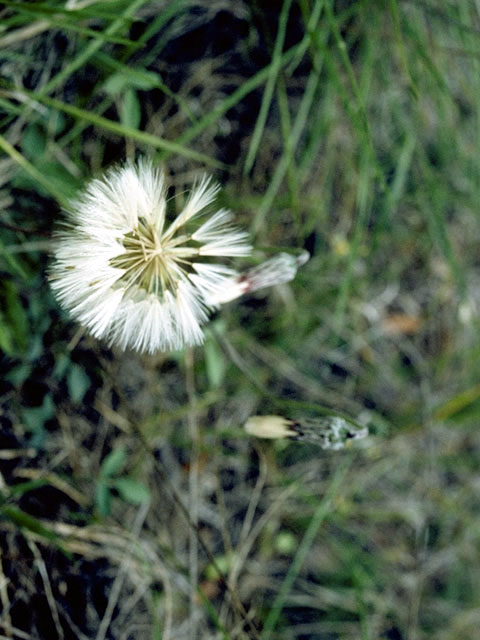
[{"x1": 1, "y1": 1, "x2": 480, "y2": 638}]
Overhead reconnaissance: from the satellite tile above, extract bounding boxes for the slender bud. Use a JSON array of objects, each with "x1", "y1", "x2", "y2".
[
  {"x1": 244, "y1": 414, "x2": 368, "y2": 450},
  {"x1": 244, "y1": 415, "x2": 298, "y2": 439}
]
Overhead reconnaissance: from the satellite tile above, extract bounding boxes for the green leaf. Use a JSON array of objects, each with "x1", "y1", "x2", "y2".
[
  {"x1": 0, "y1": 311, "x2": 14, "y2": 355},
  {"x1": 10, "y1": 160, "x2": 82, "y2": 201},
  {"x1": 4, "y1": 363, "x2": 32, "y2": 386},
  {"x1": 16, "y1": 90, "x2": 224, "y2": 169},
  {"x1": 104, "y1": 69, "x2": 160, "y2": 95},
  {"x1": 95, "y1": 481, "x2": 111, "y2": 517},
  {"x1": 0, "y1": 133, "x2": 70, "y2": 206},
  {"x1": 114, "y1": 477, "x2": 151, "y2": 505},
  {"x1": 22, "y1": 123, "x2": 46, "y2": 160},
  {"x1": 26, "y1": 335, "x2": 44, "y2": 363},
  {"x1": 100, "y1": 447, "x2": 126, "y2": 478},
  {"x1": 204, "y1": 336, "x2": 226, "y2": 389},
  {"x1": 127, "y1": 70, "x2": 162, "y2": 91},
  {"x1": 120, "y1": 87, "x2": 141, "y2": 130},
  {"x1": 0, "y1": 235, "x2": 29, "y2": 280},
  {"x1": 67, "y1": 364, "x2": 90, "y2": 404},
  {"x1": 1, "y1": 505, "x2": 59, "y2": 542},
  {"x1": 2, "y1": 280, "x2": 28, "y2": 353},
  {"x1": 104, "y1": 72, "x2": 130, "y2": 95},
  {"x1": 22, "y1": 394, "x2": 56, "y2": 435},
  {"x1": 53, "y1": 353, "x2": 70, "y2": 380}
]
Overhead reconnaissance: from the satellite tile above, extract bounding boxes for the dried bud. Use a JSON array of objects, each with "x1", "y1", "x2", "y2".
[
  {"x1": 244, "y1": 415, "x2": 298, "y2": 439},
  {"x1": 244, "y1": 414, "x2": 368, "y2": 450}
]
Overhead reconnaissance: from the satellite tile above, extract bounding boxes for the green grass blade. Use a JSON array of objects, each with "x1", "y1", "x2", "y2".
[
  {"x1": 323, "y1": 1, "x2": 371, "y2": 144},
  {"x1": 421, "y1": 174, "x2": 466, "y2": 299},
  {"x1": 129, "y1": 0, "x2": 194, "y2": 60},
  {"x1": 252, "y1": 58, "x2": 323, "y2": 234},
  {"x1": 276, "y1": 69, "x2": 301, "y2": 223},
  {"x1": 0, "y1": 0, "x2": 136, "y2": 21},
  {"x1": 16, "y1": 90, "x2": 224, "y2": 169},
  {"x1": 243, "y1": 0, "x2": 293, "y2": 175},
  {"x1": 0, "y1": 133, "x2": 69, "y2": 205},
  {"x1": 2, "y1": 3, "x2": 140, "y2": 46},
  {"x1": 169, "y1": 36, "x2": 316, "y2": 156},
  {"x1": 389, "y1": 0, "x2": 419, "y2": 98},
  {"x1": 39, "y1": 0, "x2": 149, "y2": 96},
  {"x1": 288, "y1": 0, "x2": 326, "y2": 74},
  {"x1": 1, "y1": 505, "x2": 60, "y2": 544},
  {"x1": 94, "y1": 51, "x2": 197, "y2": 123},
  {"x1": 197, "y1": 586, "x2": 232, "y2": 640},
  {"x1": 0, "y1": 236, "x2": 29, "y2": 280},
  {"x1": 260, "y1": 454, "x2": 353, "y2": 640},
  {"x1": 333, "y1": 158, "x2": 373, "y2": 335},
  {"x1": 373, "y1": 132, "x2": 417, "y2": 246}
]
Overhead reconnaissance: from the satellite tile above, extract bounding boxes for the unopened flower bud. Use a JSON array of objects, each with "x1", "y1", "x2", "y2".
[
  {"x1": 244, "y1": 415, "x2": 298, "y2": 439},
  {"x1": 244, "y1": 413, "x2": 368, "y2": 450}
]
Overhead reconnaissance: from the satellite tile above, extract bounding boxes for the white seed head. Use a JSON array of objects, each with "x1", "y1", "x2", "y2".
[{"x1": 49, "y1": 159, "x2": 251, "y2": 354}]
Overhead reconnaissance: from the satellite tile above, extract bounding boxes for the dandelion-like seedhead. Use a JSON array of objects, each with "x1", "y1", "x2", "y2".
[{"x1": 50, "y1": 159, "x2": 308, "y2": 354}]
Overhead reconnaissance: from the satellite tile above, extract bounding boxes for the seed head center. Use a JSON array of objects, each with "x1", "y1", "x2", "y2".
[{"x1": 110, "y1": 217, "x2": 196, "y2": 296}]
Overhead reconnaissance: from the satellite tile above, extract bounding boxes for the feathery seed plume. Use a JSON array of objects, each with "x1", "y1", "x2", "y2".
[{"x1": 49, "y1": 159, "x2": 308, "y2": 353}]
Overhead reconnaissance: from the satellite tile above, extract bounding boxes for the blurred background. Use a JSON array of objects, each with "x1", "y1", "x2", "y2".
[{"x1": 1, "y1": 1, "x2": 480, "y2": 638}]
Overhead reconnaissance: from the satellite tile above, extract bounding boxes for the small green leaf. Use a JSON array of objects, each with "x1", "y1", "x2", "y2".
[
  {"x1": 67, "y1": 364, "x2": 90, "y2": 404},
  {"x1": 0, "y1": 133, "x2": 70, "y2": 206},
  {"x1": 95, "y1": 481, "x2": 111, "y2": 517},
  {"x1": 204, "y1": 336, "x2": 226, "y2": 389},
  {"x1": 5, "y1": 363, "x2": 32, "y2": 386},
  {"x1": 120, "y1": 88, "x2": 141, "y2": 130},
  {"x1": 22, "y1": 124, "x2": 46, "y2": 160},
  {"x1": 10, "y1": 164, "x2": 67, "y2": 202},
  {"x1": 128, "y1": 70, "x2": 161, "y2": 91},
  {"x1": 104, "y1": 69, "x2": 161, "y2": 95},
  {"x1": 0, "y1": 235, "x2": 29, "y2": 280},
  {"x1": 114, "y1": 477, "x2": 151, "y2": 505},
  {"x1": 51, "y1": 111, "x2": 67, "y2": 135},
  {"x1": 0, "y1": 285, "x2": 23, "y2": 356},
  {"x1": 53, "y1": 353, "x2": 70, "y2": 380},
  {"x1": 35, "y1": 161, "x2": 82, "y2": 199},
  {"x1": 0, "y1": 312, "x2": 13, "y2": 355},
  {"x1": 3, "y1": 280, "x2": 28, "y2": 352},
  {"x1": 22, "y1": 394, "x2": 56, "y2": 434},
  {"x1": 26, "y1": 335, "x2": 44, "y2": 363},
  {"x1": 100, "y1": 447, "x2": 126, "y2": 478},
  {"x1": 104, "y1": 72, "x2": 129, "y2": 95}
]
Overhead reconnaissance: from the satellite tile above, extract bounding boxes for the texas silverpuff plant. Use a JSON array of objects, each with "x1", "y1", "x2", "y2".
[{"x1": 49, "y1": 158, "x2": 309, "y2": 354}]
